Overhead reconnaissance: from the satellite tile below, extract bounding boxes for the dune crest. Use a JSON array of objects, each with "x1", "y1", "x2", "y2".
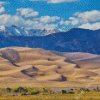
[{"x1": 0, "y1": 47, "x2": 100, "y2": 87}]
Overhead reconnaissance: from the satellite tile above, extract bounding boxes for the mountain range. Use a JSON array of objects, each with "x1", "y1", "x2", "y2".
[
  {"x1": 0, "y1": 25, "x2": 100, "y2": 54},
  {"x1": 0, "y1": 25, "x2": 60, "y2": 36}
]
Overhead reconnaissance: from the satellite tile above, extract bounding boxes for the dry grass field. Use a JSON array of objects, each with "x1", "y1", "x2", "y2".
[
  {"x1": 0, "y1": 47, "x2": 100, "y2": 88},
  {"x1": 0, "y1": 92, "x2": 100, "y2": 100}
]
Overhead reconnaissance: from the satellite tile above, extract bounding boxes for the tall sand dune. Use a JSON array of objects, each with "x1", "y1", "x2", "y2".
[{"x1": 0, "y1": 47, "x2": 100, "y2": 88}]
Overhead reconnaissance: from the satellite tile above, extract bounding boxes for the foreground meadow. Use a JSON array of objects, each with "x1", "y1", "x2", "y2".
[
  {"x1": 0, "y1": 92, "x2": 100, "y2": 100},
  {"x1": 0, "y1": 87, "x2": 100, "y2": 100}
]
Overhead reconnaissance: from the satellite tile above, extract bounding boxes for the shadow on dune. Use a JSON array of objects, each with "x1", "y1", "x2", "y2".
[
  {"x1": 64, "y1": 58, "x2": 75, "y2": 64},
  {"x1": 61, "y1": 75, "x2": 67, "y2": 81},
  {"x1": 75, "y1": 65, "x2": 80, "y2": 68},
  {"x1": 11, "y1": 62, "x2": 20, "y2": 67},
  {"x1": 21, "y1": 66, "x2": 39, "y2": 78}
]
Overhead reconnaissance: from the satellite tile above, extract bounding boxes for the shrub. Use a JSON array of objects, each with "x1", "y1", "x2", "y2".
[
  {"x1": 82, "y1": 88, "x2": 86, "y2": 91},
  {"x1": 5, "y1": 87, "x2": 11, "y2": 93},
  {"x1": 70, "y1": 89, "x2": 73, "y2": 91},
  {"x1": 61, "y1": 88, "x2": 66, "y2": 94},
  {"x1": 47, "y1": 58, "x2": 51, "y2": 61},
  {"x1": 13, "y1": 87, "x2": 27, "y2": 93},
  {"x1": 97, "y1": 87, "x2": 99, "y2": 90},
  {"x1": 48, "y1": 88, "x2": 51, "y2": 94},
  {"x1": 31, "y1": 89, "x2": 39, "y2": 95},
  {"x1": 43, "y1": 88, "x2": 48, "y2": 92},
  {"x1": 67, "y1": 91, "x2": 74, "y2": 94},
  {"x1": 21, "y1": 93, "x2": 27, "y2": 96},
  {"x1": 27, "y1": 88, "x2": 33, "y2": 92},
  {"x1": 13, "y1": 87, "x2": 19, "y2": 92},
  {"x1": 85, "y1": 89, "x2": 90, "y2": 92},
  {"x1": 27, "y1": 88, "x2": 39, "y2": 95}
]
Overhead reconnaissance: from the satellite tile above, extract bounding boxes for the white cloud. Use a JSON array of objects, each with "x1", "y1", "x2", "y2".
[
  {"x1": 0, "y1": 14, "x2": 11, "y2": 24},
  {"x1": 75, "y1": 10, "x2": 100, "y2": 23},
  {"x1": 0, "y1": 13, "x2": 59, "y2": 30},
  {"x1": 17, "y1": 8, "x2": 39, "y2": 18},
  {"x1": 79, "y1": 22, "x2": 100, "y2": 30},
  {"x1": 60, "y1": 10, "x2": 100, "y2": 26},
  {"x1": 0, "y1": 5, "x2": 60, "y2": 31},
  {"x1": 30, "y1": 0, "x2": 80, "y2": 3},
  {"x1": 37, "y1": 23, "x2": 58, "y2": 29},
  {"x1": 60, "y1": 19, "x2": 70, "y2": 25},
  {"x1": 0, "y1": 2, "x2": 8, "y2": 15},
  {"x1": 0, "y1": 1, "x2": 8, "y2": 7},
  {"x1": 0, "y1": 8, "x2": 60, "y2": 29},
  {"x1": 39, "y1": 16, "x2": 60, "y2": 23},
  {"x1": 0, "y1": 7, "x2": 5, "y2": 14}
]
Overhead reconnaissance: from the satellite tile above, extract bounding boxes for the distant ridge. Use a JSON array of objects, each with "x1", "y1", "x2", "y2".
[{"x1": 0, "y1": 27, "x2": 100, "y2": 54}]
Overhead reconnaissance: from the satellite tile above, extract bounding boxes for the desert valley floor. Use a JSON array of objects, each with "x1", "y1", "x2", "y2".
[{"x1": 0, "y1": 47, "x2": 100, "y2": 88}]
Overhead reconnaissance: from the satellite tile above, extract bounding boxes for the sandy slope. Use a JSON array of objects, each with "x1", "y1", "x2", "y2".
[{"x1": 0, "y1": 47, "x2": 100, "y2": 88}]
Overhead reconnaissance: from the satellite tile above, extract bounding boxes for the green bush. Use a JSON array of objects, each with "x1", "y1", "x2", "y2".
[
  {"x1": 31, "y1": 89, "x2": 39, "y2": 95},
  {"x1": 61, "y1": 88, "x2": 67, "y2": 94},
  {"x1": 97, "y1": 87, "x2": 99, "y2": 90},
  {"x1": 70, "y1": 89, "x2": 73, "y2": 91},
  {"x1": 43, "y1": 88, "x2": 48, "y2": 92},
  {"x1": 27, "y1": 88, "x2": 33, "y2": 92},
  {"x1": 5, "y1": 87, "x2": 11, "y2": 93},
  {"x1": 27, "y1": 88, "x2": 39, "y2": 95},
  {"x1": 82, "y1": 88, "x2": 86, "y2": 91},
  {"x1": 13, "y1": 87, "x2": 18, "y2": 92},
  {"x1": 21, "y1": 93, "x2": 27, "y2": 96},
  {"x1": 67, "y1": 91, "x2": 74, "y2": 94},
  {"x1": 48, "y1": 88, "x2": 51, "y2": 94},
  {"x1": 85, "y1": 89, "x2": 90, "y2": 92},
  {"x1": 13, "y1": 87, "x2": 27, "y2": 93}
]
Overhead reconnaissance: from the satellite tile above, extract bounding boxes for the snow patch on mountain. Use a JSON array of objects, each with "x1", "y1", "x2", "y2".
[
  {"x1": 0, "y1": 25, "x2": 61, "y2": 36},
  {"x1": 14, "y1": 28, "x2": 21, "y2": 35}
]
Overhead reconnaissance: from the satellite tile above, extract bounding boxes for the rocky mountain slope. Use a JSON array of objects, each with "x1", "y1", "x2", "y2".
[{"x1": 0, "y1": 28, "x2": 100, "y2": 54}]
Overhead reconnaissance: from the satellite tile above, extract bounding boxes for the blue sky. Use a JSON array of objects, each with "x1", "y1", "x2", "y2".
[{"x1": 0, "y1": 0, "x2": 100, "y2": 31}]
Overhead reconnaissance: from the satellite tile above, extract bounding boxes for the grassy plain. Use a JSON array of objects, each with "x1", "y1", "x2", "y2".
[{"x1": 0, "y1": 92, "x2": 100, "y2": 100}]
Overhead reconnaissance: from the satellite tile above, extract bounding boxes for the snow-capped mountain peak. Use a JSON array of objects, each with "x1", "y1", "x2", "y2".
[{"x1": 0, "y1": 25, "x2": 61, "y2": 36}]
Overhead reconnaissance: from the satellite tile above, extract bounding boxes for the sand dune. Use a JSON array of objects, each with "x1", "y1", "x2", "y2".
[{"x1": 0, "y1": 47, "x2": 100, "y2": 88}]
